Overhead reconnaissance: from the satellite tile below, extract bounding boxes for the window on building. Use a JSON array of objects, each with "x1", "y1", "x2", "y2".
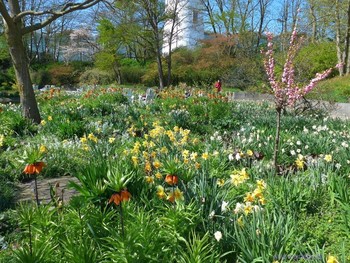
[{"x1": 193, "y1": 10, "x2": 198, "y2": 24}]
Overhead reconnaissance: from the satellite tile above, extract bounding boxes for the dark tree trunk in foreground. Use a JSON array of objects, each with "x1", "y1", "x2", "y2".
[
  {"x1": 0, "y1": 0, "x2": 105, "y2": 124},
  {"x1": 5, "y1": 22, "x2": 41, "y2": 123}
]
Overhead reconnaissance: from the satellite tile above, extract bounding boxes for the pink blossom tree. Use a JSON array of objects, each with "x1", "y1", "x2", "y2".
[{"x1": 262, "y1": 27, "x2": 336, "y2": 173}]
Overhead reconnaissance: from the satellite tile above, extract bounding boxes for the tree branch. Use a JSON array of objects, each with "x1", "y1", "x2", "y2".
[
  {"x1": 19, "y1": 0, "x2": 104, "y2": 35},
  {"x1": 0, "y1": 1, "x2": 13, "y2": 26}
]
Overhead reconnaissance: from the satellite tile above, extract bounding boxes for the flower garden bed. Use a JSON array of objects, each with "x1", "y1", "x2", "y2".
[{"x1": 0, "y1": 86, "x2": 349, "y2": 262}]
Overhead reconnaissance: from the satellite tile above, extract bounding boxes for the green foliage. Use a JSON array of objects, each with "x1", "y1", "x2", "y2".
[
  {"x1": 0, "y1": 179, "x2": 15, "y2": 211},
  {"x1": 231, "y1": 209, "x2": 297, "y2": 262},
  {"x1": 308, "y1": 75, "x2": 350, "y2": 103},
  {"x1": 48, "y1": 64, "x2": 76, "y2": 86},
  {"x1": 120, "y1": 65, "x2": 146, "y2": 84},
  {"x1": 0, "y1": 86, "x2": 349, "y2": 262},
  {"x1": 30, "y1": 69, "x2": 51, "y2": 88},
  {"x1": 177, "y1": 232, "x2": 222, "y2": 263},
  {"x1": 295, "y1": 41, "x2": 337, "y2": 82},
  {"x1": 79, "y1": 68, "x2": 114, "y2": 85}
]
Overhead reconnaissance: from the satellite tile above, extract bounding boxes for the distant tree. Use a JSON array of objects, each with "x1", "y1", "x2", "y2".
[
  {"x1": 136, "y1": 0, "x2": 166, "y2": 89},
  {"x1": 96, "y1": 19, "x2": 123, "y2": 84},
  {"x1": 0, "y1": 0, "x2": 107, "y2": 123},
  {"x1": 163, "y1": 0, "x2": 185, "y2": 86},
  {"x1": 61, "y1": 28, "x2": 97, "y2": 63}
]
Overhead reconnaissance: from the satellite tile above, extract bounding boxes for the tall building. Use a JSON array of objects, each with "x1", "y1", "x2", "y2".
[{"x1": 162, "y1": 0, "x2": 204, "y2": 54}]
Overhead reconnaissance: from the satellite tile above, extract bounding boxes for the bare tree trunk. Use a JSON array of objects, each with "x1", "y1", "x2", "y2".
[
  {"x1": 273, "y1": 107, "x2": 282, "y2": 175},
  {"x1": 309, "y1": 2, "x2": 317, "y2": 42},
  {"x1": 345, "y1": 0, "x2": 350, "y2": 74},
  {"x1": 256, "y1": 0, "x2": 269, "y2": 51},
  {"x1": 155, "y1": 47, "x2": 165, "y2": 89},
  {"x1": 200, "y1": 0, "x2": 217, "y2": 35},
  {"x1": 335, "y1": 0, "x2": 345, "y2": 76},
  {"x1": 5, "y1": 24, "x2": 41, "y2": 123}
]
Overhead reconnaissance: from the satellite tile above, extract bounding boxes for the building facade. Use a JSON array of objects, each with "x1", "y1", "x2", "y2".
[{"x1": 162, "y1": 0, "x2": 204, "y2": 54}]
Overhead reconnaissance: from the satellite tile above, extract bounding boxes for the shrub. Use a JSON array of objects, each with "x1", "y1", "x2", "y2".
[
  {"x1": 295, "y1": 41, "x2": 337, "y2": 82},
  {"x1": 121, "y1": 66, "x2": 146, "y2": 84},
  {"x1": 79, "y1": 68, "x2": 114, "y2": 85},
  {"x1": 30, "y1": 69, "x2": 51, "y2": 88},
  {"x1": 48, "y1": 64, "x2": 77, "y2": 86}
]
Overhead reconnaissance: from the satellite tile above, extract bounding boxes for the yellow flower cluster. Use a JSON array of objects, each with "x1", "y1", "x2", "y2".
[
  {"x1": 128, "y1": 124, "x2": 201, "y2": 174},
  {"x1": 327, "y1": 255, "x2": 338, "y2": 263},
  {"x1": 156, "y1": 185, "x2": 184, "y2": 203},
  {"x1": 79, "y1": 133, "x2": 98, "y2": 151},
  {"x1": 230, "y1": 168, "x2": 249, "y2": 186},
  {"x1": 234, "y1": 179, "x2": 267, "y2": 216},
  {"x1": 324, "y1": 154, "x2": 332, "y2": 163},
  {"x1": 295, "y1": 154, "x2": 304, "y2": 169},
  {"x1": 0, "y1": 134, "x2": 4, "y2": 147}
]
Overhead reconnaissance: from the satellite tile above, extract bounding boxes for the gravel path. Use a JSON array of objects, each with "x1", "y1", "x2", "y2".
[{"x1": 17, "y1": 176, "x2": 80, "y2": 204}]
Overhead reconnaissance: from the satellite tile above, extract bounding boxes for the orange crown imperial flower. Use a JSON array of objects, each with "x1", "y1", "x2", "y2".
[
  {"x1": 165, "y1": 174, "x2": 178, "y2": 185},
  {"x1": 23, "y1": 162, "x2": 45, "y2": 175},
  {"x1": 109, "y1": 189, "x2": 131, "y2": 206}
]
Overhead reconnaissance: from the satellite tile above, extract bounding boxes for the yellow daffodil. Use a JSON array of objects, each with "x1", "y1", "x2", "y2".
[
  {"x1": 145, "y1": 176, "x2": 154, "y2": 184},
  {"x1": 88, "y1": 133, "x2": 98, "y2": 143},
  {"x1": 202, "y1": 152, "x2": 209, "y2": 160},
  {"x1": 237, "y1": 216, "x2": 244, "y2": 227},
  {"x1": 190, "y1": 152, "x2": 198, "y2": 161},
  {"x1": 327, "y1": 255, "x2": 339, "y2": 263},
  {"x1": 0, "y1": 134, "x2": 5, "y2": 147},
  {"x1": 168, "y1": 188, "x2": 184, "y2": 203},
  {"x1": 174, "y1": 188, "x2": 184, "y2": 201},
  {"x1": 182, "y1": 150, "x2": 190, "y2": 158},
  {"x1": 131, "y1": 156, "x2": 138, "y2": 165},
  {"x1": 82, "y1": 145, "x2": 89, "y2": 151},
  {"x1": 259, "y1": 197, "x2": 266, "y2": 205},
  {"x1": 212, "y1": 150, "x2": 219, "y2": 157},
  {"x1": 244, "y1": 203, "x2": 253, "y2": 215},
  {"x1": 40, "y1": 120, "x2": 46, "y2": 126},
  {"x1": 247, "y1": 149, "x2": 253, "y2": 157},
  {"x1": 145, "y1": 162, "x2": 152, "y2": 173},
  {"x1": 256, "y1": 179, "x2": 266, "y2": 190},
  {"x1": 155, "y1": 172, "x2": 162, "y2": 179},
  {"x1": 324, "y1": 154, "x2": 332, "y2": 162},
  {"x1": 108, "y1": 137, "x2": 115, "y2": 143},
  {"x1": 80, "y1": 136, "x2": 87, "y2": 144},
  {"x1": 295, "y1": 158, "x2": 304, "y2": 169},
  {"x1": 230, "y1": 169, "x2": 249, "y2": 186},
  {"x1": 160, "y1": 146, "x2": 168, "y2": 154},
  {"x1": 244, "y1": 192, "x2": 255, "y2": 203},
  {"x1": 39, "y1": 145, "x2": 47, "y2": 153},
  {"x1": 192, "y1": 138, "x2": 199, "y2": 144},
  {"x1": 156, "y1": 185, "x2": 166, "y2": 199},
  {"x1": 217, "y1": 178, "x2": 225, "y2": 187},
  {"x1": 252, "y1": 188, "x2": 263, "y2": 199},
  {"x1": 47, "y1": 115, "x2": 52, "y2": 121},
  {"x1": 153, "y1": 160, "x2": 161, "y2": 169}
]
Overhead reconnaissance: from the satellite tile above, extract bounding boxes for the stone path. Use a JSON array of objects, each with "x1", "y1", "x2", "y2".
[
  {"x1": 17, "y1": 176, "x2": 80, "y2": 204},
  {"x1": 228, "y1": 92, "x2": 350, "y2": 120}
]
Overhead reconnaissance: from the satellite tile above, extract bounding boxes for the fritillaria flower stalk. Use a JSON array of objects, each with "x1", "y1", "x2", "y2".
[{"x1": 262, "y1": 27, "x2": 335, "y2": 173}]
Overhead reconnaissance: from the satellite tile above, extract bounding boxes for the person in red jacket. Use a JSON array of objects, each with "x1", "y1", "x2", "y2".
[{"x1": 215, "y1": 79, "x2": 222, "y2": 93}]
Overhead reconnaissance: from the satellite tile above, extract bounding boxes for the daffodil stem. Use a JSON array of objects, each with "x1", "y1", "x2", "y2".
[
  {"x1": 28, "y1": 221, "x2": 33, "y2": 256},
  {"x1": 120, "y1": 203, "x2": 125, "y2": 238},
  {"x1": 34, "y1": 175, "x2": 39, "y2": 206},
  {"x1": 273, "y1": 107, "x2": 282, "y2": 175}
]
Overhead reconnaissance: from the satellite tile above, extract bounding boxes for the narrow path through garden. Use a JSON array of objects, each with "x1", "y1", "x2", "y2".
[{"x1": 17, "y1": 176, "x2": 80, "y2": 204}]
